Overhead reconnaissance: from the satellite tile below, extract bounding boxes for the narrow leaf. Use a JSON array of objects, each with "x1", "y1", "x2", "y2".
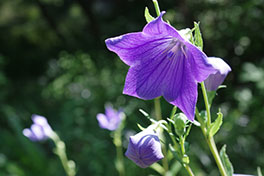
[
  {"x1": 144, "y1": 7, "x2": 155, "y2": 23},
  {"x1": 137, "y1": 123, "x2": 145, "y2": 131},
  {"x1": 139, "y1": 109, "x2": 150, "y2": 119},
  {"x1": 220, "y1": 145, "x2": 234, "y2": 176},
  {"x1": 194, "y1": 22, "x2": 203, "y2": 50},
  {"x1": 208, "y1": 110, "x2": 223, "y2": 137}
]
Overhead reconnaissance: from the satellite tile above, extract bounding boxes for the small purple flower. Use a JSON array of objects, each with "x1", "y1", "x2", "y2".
[
  {"x1": 233, "y1": 174, "x2": 254, "y2": 176},
  {"x1": 125, "y1": 127, "x2": 164, "y2": 168},
  {"x1": 105, "y1": 12, "x2": 218, "y2": 121},
  {"x1": 204, "y1": 57, "x2": 231, "y2": 91},
  {"x1": 23, "y1": 114, "x2": 53, "y2": 141},
  {"x1": 96, "y1": 105, "x2": 123, "y2": 131}
]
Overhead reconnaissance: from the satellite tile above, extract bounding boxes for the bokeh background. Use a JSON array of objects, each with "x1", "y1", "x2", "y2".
[{"x1": 0, "y1": 0, "x2": 264, "y2": 175}]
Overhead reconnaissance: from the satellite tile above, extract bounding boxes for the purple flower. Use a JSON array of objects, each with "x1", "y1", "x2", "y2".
[
  {"x1": 105, "y1": 12, "x2": 217, "y2": 121},
  {"x1": 125, "y1": 127, "x2": 164, "y2": 168},
  {"x1": 204, "y1": 57, "x2": 231, "y2": 91},
  {"x1": 96, "y1": 105, "x2": 123, "y2": 131},
  {"x1": 23, "y1": 114, "x2": 53, "y2": 141},
  {"x1": 233, "y1": 174, "x2": 254, "y2": 176}
]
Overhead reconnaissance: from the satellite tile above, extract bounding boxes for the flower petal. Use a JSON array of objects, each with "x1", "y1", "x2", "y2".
[
  {"x1": 204, "y1": 57, "x2": 231, "y2": 91},
  {"x1": 185, "y1": 42, "x2": 217, "y2": 83},
  {"x1": 143, "y1": 11, "x2": 184, "y2": 40},
  {"x1": 163, "y1": 54, "x2": 197, "y2": 121}
]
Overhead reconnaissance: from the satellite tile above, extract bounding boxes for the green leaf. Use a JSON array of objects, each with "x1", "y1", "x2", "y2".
[
  {"x1": 220, "y1": 145, "x2": 234, "y2": 176},
  {"x1": 207, "y1": 85, "x2": 227, "y2": 106},
  {"x1": 139, "y1": 109, "x2": 151, "y2": 120},
  {"x1": 137, "y1": 123, "x2": 145, "y2": 131},
  {"x1": 194, "y1": 22, "x2": 203, "y2": 50},
  {"x1": 144, "y1": 7, "x2": 155, "y2": 23},
  {"x1": 168, "y1": 144, "x2": 182, "y2": 163},
  {"x1": 208, "y1": 110, "x2": 223, "y2": 137},
  {"x1": 207, "y1": 90, "x2": 216, "y2": 107}
]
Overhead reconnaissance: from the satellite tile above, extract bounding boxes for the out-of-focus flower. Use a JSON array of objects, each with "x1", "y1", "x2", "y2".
[
  {"x1": 105, "y1": 12, "x2": 217, "y2": 121},
  {"x1": 233, "y1": 174, "x2": 254, "y2": 176},
  {"x1": 23, "y1": 114, "x2": 53, "y2": 141},
  {"x1": 125, "y1": 127, "x2": 164, "y2": 168},
  {"x1": 204, "y1": 57, "x2": 231, "y2": 91},
  {"x1": 96, "y1": 105, "x2": 124, "y2": 131}
]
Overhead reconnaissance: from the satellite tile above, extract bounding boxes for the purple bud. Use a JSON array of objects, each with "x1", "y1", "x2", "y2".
[
  {"x1": 204, "y1": 57, "x2": 231, "y2": 91},
  {"x1": 96, "y1": 105, "x2": 123, "y2": 131},
  {"x1": 23, "y1": 114, "x2": 53, "y2": 141},
  {"x1": 125, "y1": 127, "x2": 164, "y2": 168}
]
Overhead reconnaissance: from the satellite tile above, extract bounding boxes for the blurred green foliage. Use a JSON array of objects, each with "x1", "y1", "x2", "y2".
[{"x1": 0, "y1": 0, "x2": 263, "y2": 175}]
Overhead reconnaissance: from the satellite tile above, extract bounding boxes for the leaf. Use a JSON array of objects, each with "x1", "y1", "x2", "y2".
[
  {"x1": 208, "y1": 110, "x2": 223, "y2": 137},
  {"x1": 137, "y1": 123, "x2": 145, "y2": 131},
  {"x1": 207, "y1": 90, "x2": 216, "y2": 107},
  {"x1": 220, "y1": 145, "x2": 234, "y2": 176},
  {"x1": 139, "y1": 109, "x2": 151, "y2": 120},
  {"x1": 144, "y1": 7, "x2": 155, "y2": 23},
  {"x1": 207, "y1": 85, "x2": 227, "y2": 106},
  {"x1": 194, "y1": 22, "x2": 203, "y2": 50}
]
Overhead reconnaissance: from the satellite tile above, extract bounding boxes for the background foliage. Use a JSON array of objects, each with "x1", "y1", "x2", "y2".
[{"x1": 0, "y1": 0, "x2": 263, "y2": 175}]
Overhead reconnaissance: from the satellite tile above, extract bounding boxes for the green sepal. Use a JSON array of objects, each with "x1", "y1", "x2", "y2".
[
  {"x1": 194, "y1": 22, "x2": 203, "y2": 50},
  {"x1": 144, "y1": 7, "x2": 155, "y2": 23},
  {"x1": 208, "y1": 109, "x2": 223, "y2": 137},
  {"x1": 220, "y1": 145, "x2": 234, "y2": 176}
]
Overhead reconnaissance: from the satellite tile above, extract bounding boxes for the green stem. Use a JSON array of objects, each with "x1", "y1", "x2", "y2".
[
  {"x1": 154, "y1": 97, "x2": 162, "y2": 121},
  {"x1": 196, "y1": 110, "x2": 227, "y2": 176},
  {"x1": 153, "y1": 0, "x2": 161, "y2": 16},
  {"x1": 114, "y1": 129, "x2": 125, "y2": 176},
  {"x1": 201, "y1": 82, "x2": 211, "y2": 128},
  {"x1": 154, "y1": 97, "x2": 169, "y2": 174},
  {"x1": 183, "y1": 164, "x2": 195, "y2": 176},
  {"x1": 50, "y1": 132, "x2": 76, "y2": 176}
]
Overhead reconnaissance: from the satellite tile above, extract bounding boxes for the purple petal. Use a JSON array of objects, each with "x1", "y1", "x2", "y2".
[
  {"x1": 96, "y1": 106, "x2": 122, "y2": 131},
  {"x1": 163, "y1": 54, "x2": 198, "y2": 121},
  {"x1": 23, "y1": 128, "x2": 38, "y2": 141},
  {"x1": 32, "y1": 114, "x2": 48, "y2": 126},
  {"x1": 143, "y1": 11, "x2": 184, "y2": 40},
  {"x1": 204, "y1": 57, "x2": 231, "y2": 91},
  {"x1": 185, "y1": 42, "x2": 217, "y2": 83}
]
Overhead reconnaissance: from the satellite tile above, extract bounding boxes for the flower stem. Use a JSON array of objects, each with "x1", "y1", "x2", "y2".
[
  {"x1": 114, "y1": 128, "x2": 125, "y2": 176},
  {"x1": 50, "y1": 132, "x2": 76, "y2": 176},
  {"x1": 153, "y1": 0, "x2": 161, "y2": 16},
  {"x1": 198, "y1": 83, "x2": 227, "y2": 176},
  {"x1": 154, "y1": 97, "x2": 169, "y2": 174},
  {"x1": 183, "y1": 164, "x2": 195, "y2": 176},
  {"x1": 154, "y1": 97, "x2": 162, "y2": 121},
  {"x1": 200, "y1": 82, "x2": 211, "y2": 128}
]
